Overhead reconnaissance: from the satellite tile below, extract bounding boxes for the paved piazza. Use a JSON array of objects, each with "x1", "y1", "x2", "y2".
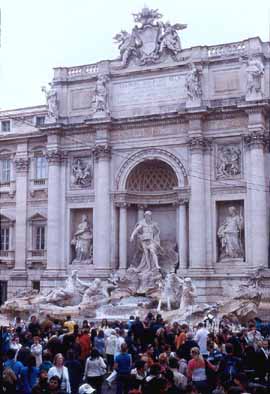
[{"x1": 0, "y1": 7, "x2": 270, "y2": 309}]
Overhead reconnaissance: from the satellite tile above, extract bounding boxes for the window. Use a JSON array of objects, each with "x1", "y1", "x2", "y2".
[
  {"x1": 35, "y1": 156, "x2": 47, "y2": 179},
  {"x1": 0, "y1": 228, "x2": 10, "y2": 251},
  {"x1": 35, "y1": 226, "x2": 45, "y2": 250},
  {"x1": 0, "y1": 281, "x2": 8, "y2": 305},
  {"x1": 36, "y1": 116, "x2": 45, "y2": 127},
  {"x1": 1, "y1": 120, "x2": 11, "y2": 132},
  {"x1": 0, "y1": 159, "x2": 11, "y2": 184},
  {"x1": 32, "y1": 281, "x2": 40, "y2": 292}
]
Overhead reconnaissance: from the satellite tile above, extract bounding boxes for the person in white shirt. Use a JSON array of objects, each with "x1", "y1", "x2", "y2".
[
  {"x1": 195, "y1": 323, "x2": 209, "y2": 356},
  {"x1": 84, "y1": 349, "x2": 107, "y2": 394},
  {"x1": 31, "y1": 336, "x2": 43, "y2": 368},
  {"x1": 48, "y1": 353, "x2": 71, "y2": 394},
  {"x1": 105, "y1": 329, "x2": 118, "y2": 372}
]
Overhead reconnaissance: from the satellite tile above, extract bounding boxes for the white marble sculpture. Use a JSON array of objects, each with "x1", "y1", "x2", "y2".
[
  {"x1": 72, "y1": 159, "x2": 92, "y2": 187},
  {"x1": 130, "y1": 210, "x2": 162, "y2": 272},
  {"x1": 216, "y1": 146, "x2": 241, "y2": 178},
  {"x1": 218, "y1": 206, "x2": 244, "y2": 260},
  {"x1": 41, "y1": 84, "x2": 58, "y2": 122},
  {"x1": 178, "y1": 277, "x2": 196, "y2": 315},
  {"x1": 71, "y1": 214, "x2": 93, "y2": 264},
  {"x1": 158, "y1": 22, "x2": 186, "y2": 56},
  {"x1": 114, "y1": 7, "x2": 186, "y2": 67},
  {"x1": 113, "y1": 28, "x2": 142, "y2": 67},
  {"x1": 91, "y1": 74, "x2": 110, "y2": 116},
  {"x1": 157, "y1": 273, "x2": 183, "y2": 312},
  {"x1": 246, "y1": 56, "x2": 264, "y2": 100},
  {"x1": 185, "y1": 63, "x2": 202, "y2": 107}
]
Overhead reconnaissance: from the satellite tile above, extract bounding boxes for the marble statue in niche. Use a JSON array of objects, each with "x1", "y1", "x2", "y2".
[
  {"x1": 71, "y1": 214, "x2": 93, "y2": 264},
  {"x1": 91, "y1": 74, "x2": 110, "y2": 116},
  {"x1": 41, "y1": 83, "x2": 58, "y2": 121},
  {"x1": 185, "y1": 63, "x2": 202, "y2": 106},
  {"x1": 216, "y1": 145, "x2": 241, "y2": 179},
  {"x1": 218, "y1": 206, "x2": 244, "y2": 260},
  {"x1": 130, "y1": 210, "x2": 163, "y2": 272},
  {"x1": 72, "y1": 158, "x2": 92, "y2": 187},
  {"x1": 246, "y1": 56, "x2": 264, "y2": 100}
]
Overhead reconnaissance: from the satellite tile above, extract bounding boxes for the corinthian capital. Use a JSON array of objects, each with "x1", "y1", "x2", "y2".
[
  {"x1": 46, "y1": 150, "x2": 62, "y2": 164},
  {"x1": 93, "y1": 144, "x2": 111, "y2": 160},
  {"x1": 188, "y1": 136, "x2": 212, "y2": 151},
  {"x1": 244, "y1": 132, "x2": 268, "y2": 149},
  {"x1": 14, "y1": 157, "x2": 29, "y2": 172}
]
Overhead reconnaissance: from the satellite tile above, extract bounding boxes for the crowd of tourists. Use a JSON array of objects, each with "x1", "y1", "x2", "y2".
[{"x1": 1, "y1": 313, "x2": 270, "y2": 394}]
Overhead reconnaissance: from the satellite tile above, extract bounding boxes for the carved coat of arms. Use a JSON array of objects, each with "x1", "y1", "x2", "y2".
[{"x1": 114, "y1": 7, "x2": 187, "y2": 68}]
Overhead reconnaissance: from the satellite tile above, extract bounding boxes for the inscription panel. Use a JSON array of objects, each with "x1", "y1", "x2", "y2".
[
  {"x1": 70, "y1": 88, "x2": 93, "y2": 110},
  {"x1": 111, "y1": 74, "x2": 186, "y2": 117},
  {"x1": 111, "y1": 123, "x2": 187, "y2": 141}
]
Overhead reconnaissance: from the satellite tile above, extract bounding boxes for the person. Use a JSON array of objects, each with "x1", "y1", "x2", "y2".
[
  {"x1": 218, "y1": 343, "x2": 241, "y2": 384},
  {"x1": 20, "y1": 354, "x2": 39, "y2": 394},
  {"x1": 83, "y1": 348, "x2": 107, "y2": 394},
  {"x1": 39, "y1": 351, "x2": 53, "y2": 373},
  {"x1": 48, "y1": 353, "x2": 71, "y2": 394},
  {"x1": 2, "y1": 368, "x2": 17, "y2": 394},
  {"x1": 130, "y1": 211, "x2": 162, "y2": 272},
  {"x1": 48, "y1": 375, "x2": 62, "y2": 394},
  {"x1": 65, "y1": 350, "x2": 83, "y2": 394},
  {"x1": 28, "y1": 315, "x2": 41, "y2": 337},
  {"x1": 194, "y1": 323, "x2": 209, "y2": 356},
  {"x1": 168, "y1": 357, "x2": 187, "y2": 390},
  {"x1": 63, "y1": 316, "x2": 76, "y2": 334},
  {"x1": 9, "y1": 335, "x2": 22, "y2": 359},
  {"x1": 31, "y1": 336, "x2": 43, "y2": 367},
  {"x1": 187, "y1": 347, "x2": 208, "y2": 394},
  {"x1": 4, "y1": 348, "x2": 23, "y2": 379},
  {"x1": 32, "y1": 369, "x2": 50, "y2": 394},
  {"x1": 78, "y1": 329, "x2": 91, "y2": 365},
  {"x1": 255, "y1": 340, "x2": 270, "y2": 382},
  {"x1": 105, "y1": 329, "x2": 118, "y2": 372},
  {"x1": 94, "y1": 330, "x2": 105, "y2": 357},
  {"x1": 114, "y1": 342, "x2": 132, "y2": 394}
]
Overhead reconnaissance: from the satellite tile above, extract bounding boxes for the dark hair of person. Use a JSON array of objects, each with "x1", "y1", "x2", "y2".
[
  {"x1": 97, "y1": 330, "x2": 104, "y2": 338},
  {"x1": 6, "y1": 349, "x2": 16, "y2": 360},
  {"x1": 49, "y1": 375, "x2": 61, "y2": 387},
  {"x1": 135, "y1": 360, "x2": 145, "y2": 370},
  {"x1": 225, "y1": 343, "x2": 234, "y2": 354},
  {"x1": 90, "y1": 348, "x2": 100, "y2": 360},
  {"x1": 149, "y1": 363, "x2": 161, "y2": 376},
  {"x1": 66, "y1": 349, "x2": 75, "y2": 361},
  {"x1": 162, "y1": 368, "x2": 174, "y2": 383},
  {"x1": 168, "y1": 357, "x2": 179, "y2": 369},
  {"x1": 43, "y1": 350, "x2": 52, "y2": 362}
]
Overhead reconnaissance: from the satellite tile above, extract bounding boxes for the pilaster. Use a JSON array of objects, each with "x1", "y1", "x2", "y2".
[{"x1": 14, "y1": 147, "x2": 29, "y2": 271}]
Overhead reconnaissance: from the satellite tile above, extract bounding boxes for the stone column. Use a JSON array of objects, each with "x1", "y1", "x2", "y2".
[
  {"x1": 118, "y1": 203, "x2": 128, "y2": 271},
  {"x1": 137, "y1": 204, "x2": 147, "y2": 221},
  {"x1": 93, "y1": 144, "x2": 111, "y2": 269},
  {"x1": 245, "y1": 132, "x2": 268, "y2": 267},
  {"x1": 177, "y1": 201, "x2": 188, "y2": 270},
  {"x1": 14, "y1": 153, "x2": 29, "y2": 269},
  {"x1": 46, "y1": 149, "x2": 62, "y2": 270},
  {"x1": 188, "y1": 136, "x2": 208, "y2": 270}
]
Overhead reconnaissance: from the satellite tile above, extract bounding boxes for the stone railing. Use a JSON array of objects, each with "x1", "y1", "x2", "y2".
[
  {"x1": 67, "y1": 63, "x2": 99, "y2": 77},
  {"x1": 33, "y1": 178, "x2": 46, "y2": 186},
  {"x1": 31, "y1": 250, "x2": 46, "y2": 257},
  {"x1": 0, "y1": 250, "x2": 15, "y2": 268},
  {"x1": 208, "y1": 41, "x2": 247, "y2": 58},
  {"x1": 30, "y1": 178, "x2": 47, "y2": 189}
]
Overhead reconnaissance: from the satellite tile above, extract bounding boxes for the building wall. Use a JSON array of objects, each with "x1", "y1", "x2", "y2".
[{"x1": 0, "y1": 36, "x2": 270, "y2": 303}]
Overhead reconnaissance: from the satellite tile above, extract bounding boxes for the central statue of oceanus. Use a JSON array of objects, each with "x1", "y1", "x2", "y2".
[{"x1": 130, "y1": 210, "x2": 163, "y2": 272}]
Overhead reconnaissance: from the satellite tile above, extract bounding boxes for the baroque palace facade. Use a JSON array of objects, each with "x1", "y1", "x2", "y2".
[{"x1": 0, "y1": 7, "x2": 270, "y2": 304}]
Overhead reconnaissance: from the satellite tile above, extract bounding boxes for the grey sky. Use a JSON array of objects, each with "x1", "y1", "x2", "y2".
[{"x1": 0, "y1": 0, "x2": 270, "y2": 110}]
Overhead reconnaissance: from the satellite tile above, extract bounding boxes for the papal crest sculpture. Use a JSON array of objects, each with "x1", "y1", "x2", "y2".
[{"x1": 114, "y1": 7, "x2": 187, "y2": 67}]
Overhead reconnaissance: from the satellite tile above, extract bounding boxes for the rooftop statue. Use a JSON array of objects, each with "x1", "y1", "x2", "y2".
[{"x1": 114, "y1": 7, "x2": 187, "y2": 67}]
